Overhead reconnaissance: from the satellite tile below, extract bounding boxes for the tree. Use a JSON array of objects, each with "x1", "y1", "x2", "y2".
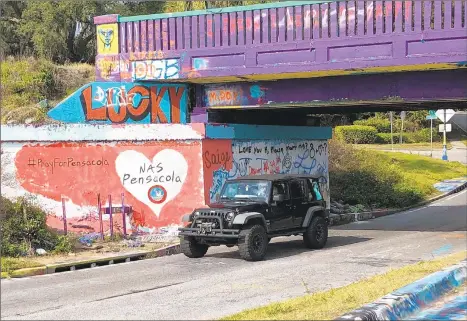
[
  {"x1": 0, "y1": 1, "x2": 33, "y2": 58},
  {"x1": 15, "y1": 0, "x2": 164, "y2": 63}
]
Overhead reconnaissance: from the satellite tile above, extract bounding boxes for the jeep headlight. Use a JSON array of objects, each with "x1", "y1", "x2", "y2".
[
  {"x1": 194, "y1": 211, "x2": 200, "y2": 217},
  {"x1": 226, "y1": 212, "x2": 235, "y2": 221}
]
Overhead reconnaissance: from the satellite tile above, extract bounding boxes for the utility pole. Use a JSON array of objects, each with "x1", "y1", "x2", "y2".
[
  {"x1": 442, "y1": 109, "x2": 448, "y2": 161},
  {"x1": 430, "y1": 117, "x2": 433, "y2": 157},
  {"x1": 400, "y1": 111, "x2": 406, "y2": 145},
  {"x1": 390, "y1": 111, "x2": 394, "y2": 151}
]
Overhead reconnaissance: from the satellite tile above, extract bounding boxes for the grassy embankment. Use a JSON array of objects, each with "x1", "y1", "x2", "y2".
[
  {"x1": 1, "y1": 57, "x2": 94, "y2": 124},
  {"x1": 222, "y1": 251, "x2": 467, "y2": 320},
  {"x1": 328, "y1": 140, "x2": 466, "y2": 209},
  {"x1": 356, "y1": 142, "x2": 452, "y2": 150}
]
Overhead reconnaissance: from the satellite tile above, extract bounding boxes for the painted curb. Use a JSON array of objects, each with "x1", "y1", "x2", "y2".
[
  {"x1": 3, "y1": 244, "x2": 181, "y2": 279},
  {"x1": 335, "y1": 259, "x2": 467, "y2": 321},
  {"x1": 329, "y1": 181, "x2": 467, "y2": 227},
  {"x1": 10, "y1": 266, "x2": 47, "y2": 278},
  {"x1": 45, "y1": 243, "x2": 181, "y2": 274}
]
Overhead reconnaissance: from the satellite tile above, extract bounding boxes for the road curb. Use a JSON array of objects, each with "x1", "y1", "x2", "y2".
[
  {"x1": 335, "y1": 259, "x2": 467, "y2": 321},
  {"x1": 329, "y1": 181, "x2": 467, "y2": 227},
  {"x1": 4, "y1": 244, "x2": 181, "y2": 279}
]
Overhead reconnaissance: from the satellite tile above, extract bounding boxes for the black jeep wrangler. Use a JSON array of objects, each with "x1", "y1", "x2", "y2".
[{"x1": 178, "y1": 174, "x2": 329, "y2": 261}]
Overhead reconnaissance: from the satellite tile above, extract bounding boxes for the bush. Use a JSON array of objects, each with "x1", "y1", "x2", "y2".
[
  {"x1": 376, "y1": 129, "x2": 441, "y2": 144},
  {"x1": 328, "y1": 139, "x2": 425, "y2": 208},
  {"x1": 354, "y1": 118, "x2": 392, "y2": 133},
  {"x1": 335, "y1": 125, "x2": 378, "y2": 144},
  {"x1": 354, "y1": 114, "x2": 424, "y2": 133},
  {"x1": 409, "y1": 128, "x2": 442, "y2": 143},
  {"x1": 1, "y1": 57, "x2": 94, "y2": 124},
  {"x1": 0, "y1": 195, "x2": 60, "y2": 257}
]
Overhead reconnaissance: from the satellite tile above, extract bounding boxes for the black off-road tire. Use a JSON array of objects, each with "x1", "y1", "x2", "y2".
[
  {"x1": 180, "y1": 236, "x2": 209, "y2": 258},
  {"x1": 303, "y1": 216, "x2": 328, "y2": 249},
  {"x1": 238, "y1": 225, "x2": 268, "y2": 261}
]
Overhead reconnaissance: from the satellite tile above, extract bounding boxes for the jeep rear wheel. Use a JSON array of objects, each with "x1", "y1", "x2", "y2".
[
  {"x1": 180, "y1": 236, "x2": 209, "y2": 258},
  {"x1": 238, "y1": 225, "x2": 268, "y2": 261},
  {"x1": 303, "y1": 216, "x2": 328, "y2": 249}
]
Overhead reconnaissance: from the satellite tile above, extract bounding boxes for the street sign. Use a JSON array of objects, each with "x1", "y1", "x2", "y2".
[
  {"x1": 400, "y1": 111, "x2": 406, "y2": 120},
  {"x1": 435, "y1": 109, "x2": 455, "y2": 123},
  {"x1": 426, "y1": 110, "x2": 437, "y2": 120},
  {"x1": 439, "y1": 124, "x2": 452, "y2": 132}
]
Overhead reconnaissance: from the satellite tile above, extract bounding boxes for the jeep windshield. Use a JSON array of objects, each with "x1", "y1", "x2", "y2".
[{"x1": 219, "y1": 180, "x2": 271, "y2": 203}]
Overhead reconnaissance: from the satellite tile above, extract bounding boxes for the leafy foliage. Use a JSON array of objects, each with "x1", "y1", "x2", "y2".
[
  {"x1": 1, "y1": 57, "x2": 94, "y2": 124},
  {"x1": 328, "y1": 139, "x2": 466, "y2": 208},
  {"x1": 0, "y1": 195, "x2": 60, "y2": 257},
  {"x1": 1, "y1": 0, "x2": 270, "y2": 63},
  {"x1": 335, "y1": 125, "x2": 378, "y2": 144},
  {"x1": 354, "y1": 118, "x2": 392, "y2": 133}
]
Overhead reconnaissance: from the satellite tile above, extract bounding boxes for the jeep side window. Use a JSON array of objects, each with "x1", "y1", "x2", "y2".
[
  {"x1": 305, "y1": 179, "x2": 315, "y2": 201},
  {"x1": 290, "y1": 180, "x2": 306, "y2": 200},
  {"x1": 308, "y1": 179, "x2": 323, "y2": 201},
  {"x1": 272, "y1": 182, "x2": 289, "y2": 200}
]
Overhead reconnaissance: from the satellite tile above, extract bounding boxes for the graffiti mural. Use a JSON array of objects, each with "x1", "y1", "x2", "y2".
[
  {"x1": 132, "y1": 59, "x2": 180, "y2": 81},
  {"x1": 97, "y1": 24, "x2": 119, "y2": 55},
  {"x1": 47, "y1": 82, "x2": 187, "y2": 124},
  {"x1": 204, "y1": 140, "x2": 330, "y2": 208},
  {"x1": 1, "y1": 141, "x2": 204, "y2": 232},
  {"x1": 204, "y1": 84, "x2": 268, "y2": 107}
]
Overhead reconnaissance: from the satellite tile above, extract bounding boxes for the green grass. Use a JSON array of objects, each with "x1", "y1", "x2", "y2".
[
  {"x1": 357, "y1": 142, "x2": 452, "y2": 150},
  {"x1": 328, "y1": 140, "x2": 466, "y2": 208},
  {"x1": 222, "y1": 251, "x2": 467, "y2": 320},
  {"x1": 1, "y1": 257, "x2": 44, "y2": 277},
  {"x1": 376, "y1": 151, "x2": 467, "y2": 198},
  {"x1": 1, "y1": 57, "x2": 94, "y2": 124}
]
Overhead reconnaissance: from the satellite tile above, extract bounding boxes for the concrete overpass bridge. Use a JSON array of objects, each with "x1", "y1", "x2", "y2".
[{"x1": 50, "y1": 0, "x2": 467, "y2": 125}]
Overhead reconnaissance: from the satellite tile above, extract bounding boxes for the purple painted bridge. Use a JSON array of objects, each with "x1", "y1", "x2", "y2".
[{"x1": 92, "y1": 0, "x2": 467, "y2": 123}]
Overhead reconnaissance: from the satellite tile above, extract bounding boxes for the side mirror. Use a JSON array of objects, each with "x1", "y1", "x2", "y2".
[{"x1": 273, "y1": 194, "x2": 285, "y2": 202}]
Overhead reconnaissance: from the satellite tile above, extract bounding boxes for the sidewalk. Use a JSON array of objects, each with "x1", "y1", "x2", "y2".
[{"x1": 378, "y1": 141, "x2": 467, "y2": 164}]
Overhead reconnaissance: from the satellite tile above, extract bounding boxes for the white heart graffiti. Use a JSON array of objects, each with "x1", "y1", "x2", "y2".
[{"x1": 115, "y1": 149, "x2": 188, "y2": 218}]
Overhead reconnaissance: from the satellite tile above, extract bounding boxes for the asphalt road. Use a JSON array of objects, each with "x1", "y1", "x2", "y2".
[{"x1": 2, "y1": 190, "x2": 467, "y2": 320}]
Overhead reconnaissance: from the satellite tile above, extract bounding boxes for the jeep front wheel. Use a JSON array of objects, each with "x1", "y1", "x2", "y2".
[
  {"x1": 238, "y1": 225, "x2": 268, "y2": 261},
  {"x1": 303, "y1": 216, "x2": 328, "y2": 249},
  {"x1": 180, "y1": 236, "x2": 209, "y2": 258}
]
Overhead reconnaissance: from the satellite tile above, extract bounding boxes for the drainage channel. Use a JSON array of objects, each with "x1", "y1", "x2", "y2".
[
  {"x1": 50, "y1": 254, "x2": 147, "y2": 274},
  {"x1": 47, "y1": 244, "x2": 182, "y2": 274}
]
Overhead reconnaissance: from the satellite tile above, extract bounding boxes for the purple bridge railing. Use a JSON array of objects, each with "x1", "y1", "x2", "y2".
[{"x1": 94, "y1": 1, "x2": 466, "y2": 83}]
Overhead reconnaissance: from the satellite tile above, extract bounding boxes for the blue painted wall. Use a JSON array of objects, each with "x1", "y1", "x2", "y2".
[{"x1": 206, "y1": 124, "x2": 332, "y2": 140}]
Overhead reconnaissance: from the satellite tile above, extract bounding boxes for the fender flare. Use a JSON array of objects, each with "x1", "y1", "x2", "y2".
[
  {"x1": 232, "y1": 212, "x2": 268, "y2": 231},
  {"x1": 302, "y1": 206, "x2": 326, "y2": 228}
]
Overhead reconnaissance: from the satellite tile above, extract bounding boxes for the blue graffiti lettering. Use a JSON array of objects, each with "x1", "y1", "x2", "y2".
[
  {"x1": 229, "y1": 158, "x2": 252, "y2": 178},
  {"x1": 209, "y1": 169, "x2": 229, "y2": 200},
  {"x1": 293, "y1": 149, "x2": 317, "y2": 174}
]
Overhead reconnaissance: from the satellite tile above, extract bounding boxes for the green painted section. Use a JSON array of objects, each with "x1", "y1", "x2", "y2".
[
  {"x1": 119, "y1": 1, "x2": 333, "y2": 22},
  {"x1": 10, "y1": 266, "x2": 46, "y2": 278}
]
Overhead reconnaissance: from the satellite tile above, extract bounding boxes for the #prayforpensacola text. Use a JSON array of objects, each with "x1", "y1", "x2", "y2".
[{"x1": 27, "y1": 157, "x2": 110, "y2": 173}]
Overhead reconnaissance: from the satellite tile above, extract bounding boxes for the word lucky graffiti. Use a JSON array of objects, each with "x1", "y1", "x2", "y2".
[{"x1": 81, "y1": 83, "x2": 186, "y2": 123}]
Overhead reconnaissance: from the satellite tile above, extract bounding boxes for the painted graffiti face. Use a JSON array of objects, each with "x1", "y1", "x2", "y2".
[{"x1": 98, "y1": 28, "x2": 114, "y2": 49}]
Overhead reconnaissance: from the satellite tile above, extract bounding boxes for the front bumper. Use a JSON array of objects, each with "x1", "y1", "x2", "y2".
[{"x1": 178, "y1": 215, "x2": 240, "y2": 239}]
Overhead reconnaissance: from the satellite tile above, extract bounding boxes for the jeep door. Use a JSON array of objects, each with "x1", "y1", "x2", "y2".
[
  {"x1": 270, "y1": 181, "x2": 294, "y2": 231},
  {"x1": 289, "y1": 179, "x2": 310, "y2": 227}
]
